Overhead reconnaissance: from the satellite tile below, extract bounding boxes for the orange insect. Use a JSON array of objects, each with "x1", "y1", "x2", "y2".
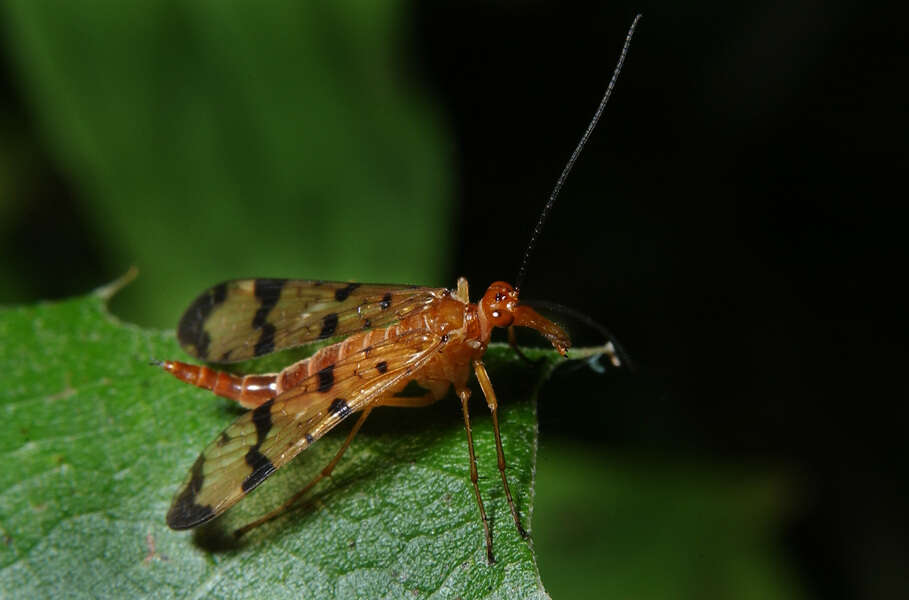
[{"x1": 159, "y1": 16, "x2": 640, "y2": 564}]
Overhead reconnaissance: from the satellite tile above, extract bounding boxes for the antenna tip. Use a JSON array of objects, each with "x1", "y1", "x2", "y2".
[{"x1": 513, "y1": 15, "x2": 641, "y2": 289}]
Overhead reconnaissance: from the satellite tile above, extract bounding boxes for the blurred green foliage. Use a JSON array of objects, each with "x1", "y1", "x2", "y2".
[
  {"x1": 0, "y1": 1, "x2": 450, "y2": 327},
  {"x1": 535, "y1": 446, "x2": 805, "y2": 600}
]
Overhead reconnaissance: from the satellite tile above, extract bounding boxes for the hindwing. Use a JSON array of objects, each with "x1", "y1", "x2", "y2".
[{"x1": 166, "y1": 328, "x2": 446, "y2": 529}]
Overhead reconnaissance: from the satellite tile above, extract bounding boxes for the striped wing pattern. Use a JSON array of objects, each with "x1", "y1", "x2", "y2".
[
  {"x1": 167, "y1": 328, "x2": 446, "y2": 529},
  {"x1": 177, "y1": 279, "x2": 443, "y2": 363}
]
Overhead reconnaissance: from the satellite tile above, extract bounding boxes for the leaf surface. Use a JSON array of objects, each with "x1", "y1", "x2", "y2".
[{"x1": 0, "y1": 288, "x2": 576, "y2": 599}]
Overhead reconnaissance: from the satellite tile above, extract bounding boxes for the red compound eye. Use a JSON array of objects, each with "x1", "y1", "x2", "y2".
[{"x1": 482, "y1": 282, "x2": 517, "y2": 328}]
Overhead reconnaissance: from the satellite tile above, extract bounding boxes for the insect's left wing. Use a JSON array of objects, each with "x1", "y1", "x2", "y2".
[
  {"x1": 178, "y1": 279, "x2": 445, "y2": 362},
  {"x1": 166, "y1": 328, "x2": 446, "y2": 529}
]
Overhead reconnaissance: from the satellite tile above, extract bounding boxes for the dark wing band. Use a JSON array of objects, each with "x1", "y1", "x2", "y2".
[{"x1": 177, "y1": 279, "x2": 443, "y2": 362}]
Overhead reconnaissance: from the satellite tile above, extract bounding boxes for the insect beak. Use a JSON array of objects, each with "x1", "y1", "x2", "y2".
[{"x1": 512, "y1": 305, "x2": 571, "y2": 356}]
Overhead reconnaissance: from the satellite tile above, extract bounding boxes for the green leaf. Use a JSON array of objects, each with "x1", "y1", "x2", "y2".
[{"x1": 0, "y1": 283, "x2": 588, "y2": 599}]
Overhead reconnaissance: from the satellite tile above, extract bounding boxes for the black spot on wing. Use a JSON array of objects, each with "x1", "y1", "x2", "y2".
[
  {"x1": 318, "y1": 313, "x2": 339, "y2": 339},
  {"x1": 167, "y1": 455, "x2": 215, "y2": 529},
  {"x1": 317, "y1": 365, "x2": 335, "y2": 393},
  {"x1": 329, "y1": 398, "x2": 351, "y2": 418},
  {"x1": 188, "y1": 332, "x2": 212, "y2": 361},
  {"x1": 334, "y1": 283, "x2": 361, "y2": 302},
  {"x1": 380, "y1": 293, "x2": 392, "y2": 310},
  {"x1": 242, "y1": 399, "x2": 277, "y2": 493},
  {"x1": 254, "y1": 323, "x2": 276, "y2": 356},
  {"x1": 213, "y1": 282, "x2": 229, "y2": 303},
  {"x1": 177, "y1": 282, "x2": 228, "y2": 359},
  {"x1": 242, "y1": 451, "x2": 275, "y2": 493},
  {"x1": 250, "y1": 398, "x2": 274, "y2": 443},
  {"x1": 304, "y1": 433, "x2": 314, "y2": 444},
  {"x1": 252, "y1": 278, "x2": 286, "y2": 328},
  {"x1": 376, "y1": 361, "x2": 388, "y2": 374}
]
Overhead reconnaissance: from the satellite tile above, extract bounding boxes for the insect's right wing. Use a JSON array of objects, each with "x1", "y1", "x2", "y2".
[
  {"x1": 166, "y1": 328, "x2": 447, "y2": 530},
  {"x1": 178, "y1": 279, "x2": 445, "y2": 362}
]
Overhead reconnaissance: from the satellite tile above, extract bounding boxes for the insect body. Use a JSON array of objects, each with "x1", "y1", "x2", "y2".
[
  {"x1": 160, "y1": 277, "x2": 568, "y2": 562},
  {"x1": 160, "y1": 14, "x2": 640, "y2": 564}
]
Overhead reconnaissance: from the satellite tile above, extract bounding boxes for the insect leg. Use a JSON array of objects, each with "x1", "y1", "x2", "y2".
[
  {"x1": 458, "y1": 386, "x2": 495, "y2": 564},
  {"x1": 472, "y1": 359, "x2": 527, "y2": 539},
  {"x1": 156, "y1": 360, "x2": 277, "y2": 408},
  {"x1": 375, "y1": 393, "x2": 438, "y2": 408},
  {"x1": 376, "y1": 380, "x2": 449, "y2": 408},
  {"x1": 506, "y1": 326, "x2": 544, "y2": 367},
  {"x1": 234, "y1": 407, "x2": 373, "y2": 537}
]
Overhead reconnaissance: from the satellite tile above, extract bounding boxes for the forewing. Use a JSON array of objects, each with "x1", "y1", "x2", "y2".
[
  {"x1": 166, "y1": 329, "x2": 446, "y2": 529},
  {"x1": 177, "y1": 279, "x2": 443, "y2": 362}
]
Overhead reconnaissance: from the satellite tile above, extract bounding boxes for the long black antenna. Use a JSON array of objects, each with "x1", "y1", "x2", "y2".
[{"x1": 514, "y1": 14, "x2": 642, "y2": 290}]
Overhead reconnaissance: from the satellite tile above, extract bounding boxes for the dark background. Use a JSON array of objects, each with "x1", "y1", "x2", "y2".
[
  {"x1": 419, "y1": 5, "x2": 908, "y2": 598},
  {"x1": 1, "y1": 2, "x2": 905, "y2": 598}
]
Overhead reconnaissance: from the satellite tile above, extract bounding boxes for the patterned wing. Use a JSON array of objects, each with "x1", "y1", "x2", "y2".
[
  {"x1": 166, "y1": 329, "x2": 446, "y2": 529},
  {"x1": 177, "y1": 279, "x2": 444, "y2": 362}
]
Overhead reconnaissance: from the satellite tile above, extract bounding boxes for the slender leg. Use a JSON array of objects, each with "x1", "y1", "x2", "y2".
[
  {"x1": 235, "y1": 407, "x2": 373, "y2": 537},
  {"x1": 156, "y1": 360, "x2": 277, "y2": 409},
  {"x1": 458, "y1": 387, "x2": 495, "y2": 564},
  {"x1": 507, "y1": 326, "x2": 544, "y2": 367},
  {"x1": 375, "y1": 393, "x2": 439, "y2": 408},
  {"x1": 377, "y1": 379, "x2": 448, "y2": 408},
  {"x1": 472, "y1": 359, "x2": 527, "y2": 538}
]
